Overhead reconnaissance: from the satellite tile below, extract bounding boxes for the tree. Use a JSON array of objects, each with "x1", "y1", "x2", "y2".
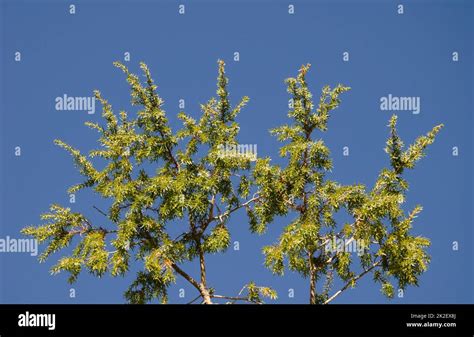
[
  {"x1": 249, "y1": 64, "x2": 443, "y2": 304},
  {"x1": 22, "y1": 60, "x2": 276, "y2": 304},
  {"x1": 22, "y1": 61, "x2": 442, "y2": 305}
]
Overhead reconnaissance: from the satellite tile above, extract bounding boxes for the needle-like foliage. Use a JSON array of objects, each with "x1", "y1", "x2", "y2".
[
  {"x1": 22, "y1": 60, "x2": 275, "y2": 304},
  {"x1": 22, "y1": 61, "x2": 442, "y2": 304},
  {"x1": 249, "y1": 64, "x2": 443, "y2": 304}
]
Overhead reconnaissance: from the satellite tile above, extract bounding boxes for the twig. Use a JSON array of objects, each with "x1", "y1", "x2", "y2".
[
  {"x1": 93, "y1": 205, "x2": 108, "y2": 217},
  {"x1": 211, "y1": 294, "x2": 261, "y2": 304},
  {"x1": 171, "y1": 263, "x2": 201, "y2": 293},
  {"x1": 324, "y1": 260, "x2": 382, "y2": 304},
  {"x1": 187, "y1": 294, "x2": 203, "y2": 304},
  {"x1": 212, "y1": 194, "x2": 260, "y2": 222}
]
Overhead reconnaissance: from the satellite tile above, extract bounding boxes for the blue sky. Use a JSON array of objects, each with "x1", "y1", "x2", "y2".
[{"x1": 0, "y1": 0, "x2": 472, "y2": 304}]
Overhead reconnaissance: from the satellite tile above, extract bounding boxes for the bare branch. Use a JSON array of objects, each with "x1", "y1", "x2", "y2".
[
  {"x1": 210, "y1": 294, "x2": 262, "y2": 304},
  {"x1": 324, "y1": 260, "x2": 382, "y2": 304},
  {"x1": 93, "y1": 205, "x2": 108, "y2": 217},
  {"x1": 187, "y1": 294, "x2": 203, "y2": 305},
  {"x1": 171, "y1": 263, "x2": 201, "y2": 293},
  {"x1": 212, "y1": 194, "x2": 260, "y2": 222}
]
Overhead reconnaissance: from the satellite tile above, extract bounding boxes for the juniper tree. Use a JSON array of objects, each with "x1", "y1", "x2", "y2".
[
  {"x1": 22, "y1": 60, "x2": 276, "y2": 304},
  {"x1": 249, "y1": 64, "x2": 443, "y2": 304}
]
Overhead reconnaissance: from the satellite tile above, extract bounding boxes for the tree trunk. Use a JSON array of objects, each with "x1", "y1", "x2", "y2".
[
  {"x1": 198, "y1": 241, "x2": 212, "y2": 304},
  {"x1": 199, "y1": 284, "x2": 213, "y2": 304},
  {"x1": 309, "y1": 252, "x2": 317, "y2": 304}
]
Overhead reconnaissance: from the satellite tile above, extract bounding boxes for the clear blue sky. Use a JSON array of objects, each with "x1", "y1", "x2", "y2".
[{"x1": 0, "y1": 0, "x2": 472, "y2": 304}]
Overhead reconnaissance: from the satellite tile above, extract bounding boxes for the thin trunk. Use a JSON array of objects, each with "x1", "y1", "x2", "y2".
[
  {"x1": 309, "y1": 252, "x2": 317, "y2": 304},
  {"x1": 199, "y1": 284, "x2": 212, "y2": 304},
  {"x1": 198, "y1": 239, "x2": 212, "y2": 304},
  {"x1": 188, "y1": 217, "x2": 213, "y2": 304},
  {"x1": 171, "y1": 262, "x2": 212, "y2": 304}
]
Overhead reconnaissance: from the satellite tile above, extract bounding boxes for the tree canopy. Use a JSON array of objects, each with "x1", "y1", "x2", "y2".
[
  {"x1": 249, "y1": 64, "x2": 443, "y2": 303},
  {"x1": 22, "y1": 61, "x2": 442, "y2": 304}
]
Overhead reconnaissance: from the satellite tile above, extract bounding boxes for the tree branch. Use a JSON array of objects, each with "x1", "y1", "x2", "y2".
[
  {"x1": 187, "y1": 293, "x2": 203, "y2": 304},
  {"x1": 324, "y1": 260, "x2": 382, "y2": 304},
  {"x1": 212, "y1": 194, "x2": 260, "y2": 222},
  {"x1": 171, "y1": 262, "x2": 212, "y2": 304},
  {"x1": 210, "y1": 294, "x2": 262, "y2": 304},
  {"x1": 171, "y1": 263, "x2": 201, "y2": 293},
  {"x1": 93, "y1": 205, "x2": 108, "y2": 217}
]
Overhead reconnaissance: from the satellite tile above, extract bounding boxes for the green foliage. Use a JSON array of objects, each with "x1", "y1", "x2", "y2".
[
  {"x1": 202, "y1": 225, "x2": 231, "y2": 253},
  {"x1": 217, "y1": 282, "x2": 278, "y2": 304},
  {"x1": 23, "y1": 60, "x2": 272, "y2": 304},
  {"x1": 251, "y1": 64, "x2": 443, "y2": 304},
  {"x1": 245, "y1": 282, "x2": 278, "y2": 303},
  {"x1": 22, "y1": 60, "x2": 442, "y2": 304}
]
